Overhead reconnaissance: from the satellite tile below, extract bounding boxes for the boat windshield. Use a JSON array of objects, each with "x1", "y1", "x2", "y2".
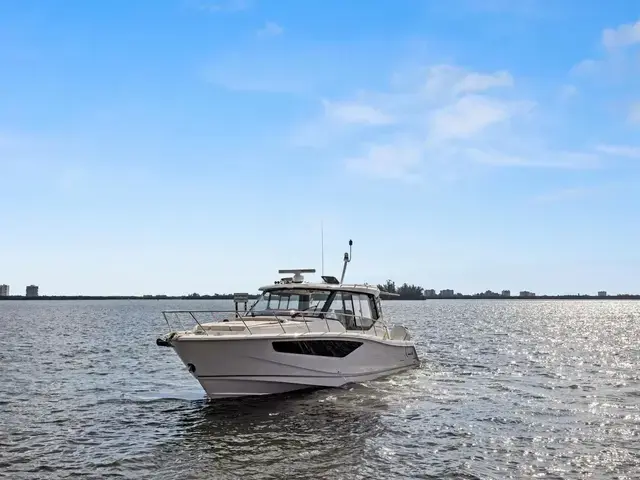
[
  {"x1": 248, "y1": 288, "x2": 379, "y2": 330},
  {"x1": 249, "y1": 289, "x2": 331, "y2": 316}
]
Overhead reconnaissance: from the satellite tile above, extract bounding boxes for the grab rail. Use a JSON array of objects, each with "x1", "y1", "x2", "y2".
[{"x1": 161, "y1": 309, "x2": 391, "y2": 338}]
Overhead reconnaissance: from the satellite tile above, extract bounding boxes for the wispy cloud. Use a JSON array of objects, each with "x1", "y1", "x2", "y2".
[
  {"x1": 427, "y1": 95, "x2": 531, "y2": 142},
  {"x1": 569, "y1": 18, "x2": 640, "y2": 130},
  {"x1": 570, "y1": 59, "x2": 599, "y2": 76},
  {"x1": 322, "y1": 99, "x2": 395, "y2": 126},
  {"x1": 421, "y1": 65, "x2": 514, "y2": 99},
  {"x1": 466, "y1": 148, "x2": 599, "y2": 169},
  {"x1": 533, "y1": 181, "x2": 634, "y2": 204},
  {"x1": 596, "y1": 144, "x2": 640, "y2": 158},
  {"x1": 346, "y1": 143, "x2": 423, "y2": 183},
  {"x1": 533, "y1": 186, "x2": 602, "y2": 204},
  {"x1": 602, "y1": 19, "x2": 640, "y2": 49},
  {"x1": 292, "y1": 62, "x2": 593, "y2": 180},
  {"x1": 571, "y1": 17, "x2": 640, "y2": 77},
  {"x1": 256, "y1": 21, "x2": 283, "y2": 38}
]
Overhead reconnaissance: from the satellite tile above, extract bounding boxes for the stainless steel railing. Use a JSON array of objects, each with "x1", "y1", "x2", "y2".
[{"x1": 161, "y1": 309, "x2": 390, "y2": 337}]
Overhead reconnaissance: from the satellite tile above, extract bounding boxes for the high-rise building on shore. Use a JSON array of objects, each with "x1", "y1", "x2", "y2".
[
  {"x1": 0, "y1": 284, "x2": 9, "y2": 297},
  {"x1": 26, "y1": 285, "x2": 39, "y2": 297}
]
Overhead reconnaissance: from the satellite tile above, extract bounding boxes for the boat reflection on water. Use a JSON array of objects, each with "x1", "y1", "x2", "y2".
[{"x1": 161, "y1": 388, "x2": 389, "y2": 479}]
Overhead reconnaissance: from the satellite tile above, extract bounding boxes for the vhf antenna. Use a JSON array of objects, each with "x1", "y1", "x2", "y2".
[
  {"x1": 339, "y1": 239, "x2": 353, "y2": 284},
  {"x1": 321, "y1": 221, "x2": 325, "y2": 276}
]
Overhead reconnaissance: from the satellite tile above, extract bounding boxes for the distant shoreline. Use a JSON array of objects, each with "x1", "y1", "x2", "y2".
[
  {"x1": 0, "y1": 295, "x2": 259, "y2": 301},
  {"x1": 1, "y1": 295, "x2": 639, "y2": 301}
]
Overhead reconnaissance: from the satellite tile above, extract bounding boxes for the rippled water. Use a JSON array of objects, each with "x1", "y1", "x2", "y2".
[{"x1": 1, "y1": 299, "x2": 639, "y2": 479}]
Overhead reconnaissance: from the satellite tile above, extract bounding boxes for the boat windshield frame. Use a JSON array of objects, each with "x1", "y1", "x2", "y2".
[
  {"x1": 248, "y1": 286, "x2": 381, "y2": 330},
  {"x1": 248, "y1": 287, "x2": 332, "y2": 318}
]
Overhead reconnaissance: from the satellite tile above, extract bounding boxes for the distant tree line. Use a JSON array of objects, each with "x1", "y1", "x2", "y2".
[
  {"x1": 377, "y1": 280, "x2": 425, "y2": 300},
  {"x1": 374, "y1": 280, "x2": 640, "y2": 300}
]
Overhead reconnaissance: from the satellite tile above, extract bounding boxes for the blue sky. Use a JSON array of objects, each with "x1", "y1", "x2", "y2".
[{"x1": 1, "y1": 0, "x2": 640, "y2": 296}]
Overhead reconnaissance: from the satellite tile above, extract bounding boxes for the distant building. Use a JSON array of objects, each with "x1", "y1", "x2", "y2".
[
  {"x1": 501, "y1": 290, "x2": 511, "y2": 297},
  {"x1": 598, "y1": 291, "x2": 607, "y2": 297},
  {"x1": 519, "y1": 290, "x2": 535, "y2": 297},
  {"x1": 440, "y1": 289, "x2": 455, "y2": 298},
  {"x1": 0, "y1": 284, "x2": 9, "y2": 297},
  {"x1": 424, "y1": 289, "x2": 436, "y2": 298},
  {"x1": 26, "y1": 285, "x2": 39, "y2": 297}
]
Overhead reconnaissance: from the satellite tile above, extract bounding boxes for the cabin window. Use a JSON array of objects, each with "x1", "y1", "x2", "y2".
[
  {"x1": 325, "y1": 292, "x2": 377, "y2": 330},
  {"x1": 353, "y1": 294, "x2": 372, "y2": 320},
  {"x1": 327, "y1": 292, "x2": 356, "y2": 329},
  {"x1": 272, "y1": 340, "x2": 363, "y2": 357},
  {"x1": 351, "y1": 294, "x2": 376, "y2": 329}
]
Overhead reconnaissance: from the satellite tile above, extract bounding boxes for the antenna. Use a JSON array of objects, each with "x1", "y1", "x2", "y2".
[
  {"x1": 339, "y1": 239, "x2": 353, "y2": 284},
  {"x1": 321, "y1": 221, "x2": 325, "y2": 276}
]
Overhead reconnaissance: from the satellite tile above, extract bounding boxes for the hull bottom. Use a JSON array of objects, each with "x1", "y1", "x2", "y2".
[
  {"x1": 199, "y1": 378, "x2": 315, "y2": 399},
  {"x1": 197, "y1": 364, "x2": 417, "y2": 399}
]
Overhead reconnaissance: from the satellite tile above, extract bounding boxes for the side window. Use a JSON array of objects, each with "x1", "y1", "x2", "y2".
[
  {"x1": 352, "y1": 294, "x2": 375, "y2": 330},
  {"x1": 326, "y1": 292, "x2": 378, "y2": 330},
  {"x1": 328, "y1": 292, "x2": 355, "y2": 329},
  {"x1": 374, "y1": 297, "x2": 382, "y2": 320},
  {"x1": 353, "y1": 294, "x2": 371, "y2": 319}
]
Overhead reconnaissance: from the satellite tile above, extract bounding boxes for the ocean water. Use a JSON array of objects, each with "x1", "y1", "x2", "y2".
[{"x1": 0, "y1": 299, "x2": 639, "y2": 479}]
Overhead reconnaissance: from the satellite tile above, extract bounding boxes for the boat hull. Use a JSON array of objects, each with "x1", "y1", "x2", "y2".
[{"x1": 170, "y1": 335, "x2": 420, "y2": 399}]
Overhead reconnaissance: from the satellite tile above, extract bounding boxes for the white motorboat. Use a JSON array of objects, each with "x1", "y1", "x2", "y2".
[{"x1": 156, "y1": 240, "x2": 420, "y2": 399}]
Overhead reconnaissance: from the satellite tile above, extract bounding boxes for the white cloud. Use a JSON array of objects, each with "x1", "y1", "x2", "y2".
[
  {"x1": 422, "y1": 65, "x2": 513, "y2": 99},
  {"x1": 453, "y1": 70, "x2": 513, "y2": 95},
  {"x1": 256, "y1": 21, "x2": 283, "y2": 38},
  {"x1": 571, "y1": 18, "x2": 640, "y2": 77},
  {"x1": 345, "y1": 143, "x2": 422, "y2": 182},
  {"x1": 596, "y1": 144, "x2": 640, "y2": 158},
  {"x1": 428, "y1": 95, "x2": 529, "y2": 142},
  {"x1": 465, "y1": 148, "x2": 598, "y2": 169},
  {"x1": 294, "y1": 63, "x2": 604, "y2": 181},
  {"x1": 570, "y1": 59, "x2": 600, "y2": 76},
  {"x1": 322, "y1": 100, "x2": 394, "y2": 125},
  {"x1": 568, "y1": 19, "x2": 640, "y2": 129},
  {"x1": 602, "y1": 19, "x2": 640, "y2": 49}
]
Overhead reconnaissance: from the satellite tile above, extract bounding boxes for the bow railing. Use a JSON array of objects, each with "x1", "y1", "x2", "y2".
[{"x1": 160, "y1": 309, "x2": 396, "y2": 338}]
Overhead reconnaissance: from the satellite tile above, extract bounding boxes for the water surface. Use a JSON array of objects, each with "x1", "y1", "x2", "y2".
[{"x1": 1, "y1": 299, "x2": 638, "y2": 479}]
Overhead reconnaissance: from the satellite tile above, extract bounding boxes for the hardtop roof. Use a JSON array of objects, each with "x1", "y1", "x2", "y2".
[{"x1": 258, "y1": 282, "x2": 382, "y2": 297}]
